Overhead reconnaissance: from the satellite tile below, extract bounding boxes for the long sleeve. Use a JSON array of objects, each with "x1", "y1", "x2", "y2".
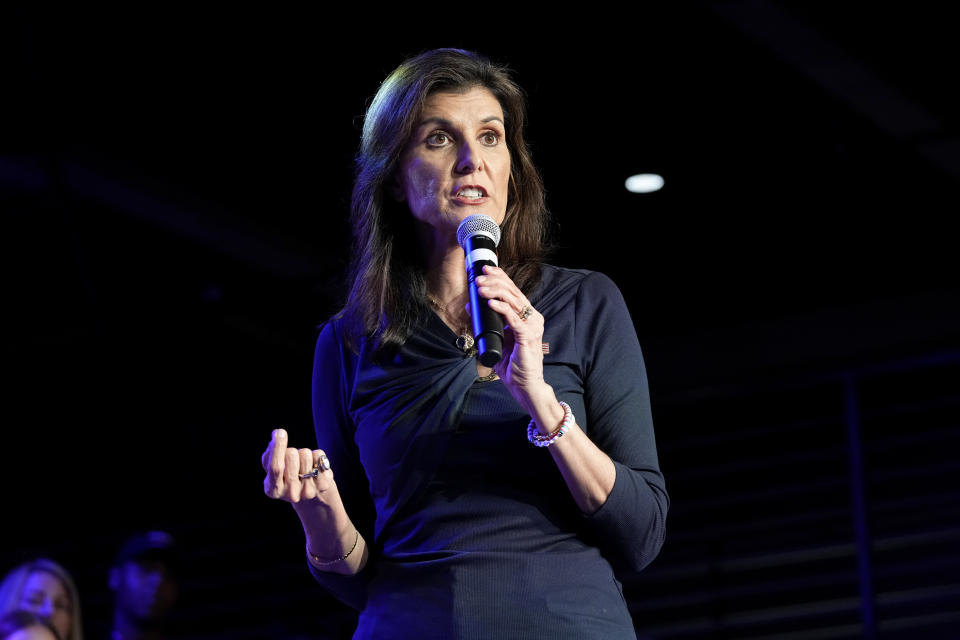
[
  {"x1": 306, "y1": 321, "x2": 376, "y2": 611},
  {"x1": 300, "y1": 267, "x2": 663, "y2": 637},
  {"x1": 572, "y1": 271, "x2": 669, "y2": 573}
]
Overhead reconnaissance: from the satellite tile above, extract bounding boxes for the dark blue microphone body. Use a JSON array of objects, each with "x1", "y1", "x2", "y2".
[
  {"x1": 464, "y1": 234, "x2": 504, "y2": 366},
  {"x1": 457, "y1": 214, "x2": 504, "y2": 367}
]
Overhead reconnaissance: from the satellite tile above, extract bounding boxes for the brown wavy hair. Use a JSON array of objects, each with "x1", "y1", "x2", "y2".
[{"x1": 340, "y1": 48, "x2": 550, "y2": 353}]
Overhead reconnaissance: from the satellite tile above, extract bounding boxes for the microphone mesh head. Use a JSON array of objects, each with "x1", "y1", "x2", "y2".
[{"x1": 456, "y1": 214, "x2": 502, "y2": 249}]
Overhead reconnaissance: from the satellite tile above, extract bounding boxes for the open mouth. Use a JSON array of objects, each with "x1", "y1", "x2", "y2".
[{"x1": 455, "y1": 186, "x2": 487, "y2": 200}]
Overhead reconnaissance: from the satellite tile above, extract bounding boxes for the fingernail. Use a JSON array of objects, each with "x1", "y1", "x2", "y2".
[{"x1": 476, "y1": 275, "x2": 486, "y2": 283}]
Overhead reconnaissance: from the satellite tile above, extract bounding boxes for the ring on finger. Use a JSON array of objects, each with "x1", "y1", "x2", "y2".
[
  {"x1": 298, "y1": 454, "x2": 331, "y2": 479},
  {"x1": 518, "y1": 305, "x2": 533, "y2": 321}
]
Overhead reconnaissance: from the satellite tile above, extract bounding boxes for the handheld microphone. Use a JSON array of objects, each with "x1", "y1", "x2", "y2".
[{"x1": 456, "y1": 214, "x2": 504, "y2": 367}]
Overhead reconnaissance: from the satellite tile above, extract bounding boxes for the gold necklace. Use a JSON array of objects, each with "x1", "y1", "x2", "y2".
[
  {"x1": 427, "y1": 295, "x2": 476, "y2": 356},
  {"x1": 427, "y1": 295, "x2": 498, "y2": 382},
  {"x1": 476, "y1": 369, "x2": 498, "y2": 383}
]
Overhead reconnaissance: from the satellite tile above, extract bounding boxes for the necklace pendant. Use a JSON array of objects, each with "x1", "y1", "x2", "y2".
[{"x1": 456, "y1": 333, "x2": 475, "y2": 353}]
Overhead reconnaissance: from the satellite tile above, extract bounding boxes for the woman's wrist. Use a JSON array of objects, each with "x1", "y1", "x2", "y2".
[
  {"x1": 307, "y1": 527, "x2": 360, "y2": 565},
  {"x1": 528, "y1": 401, "x2": 574, "y2": 447},
  {"x1": 293, "y1": 482, "x2": 355, "y2": 556},
  {"x1": 519, "y1": 382, "x2": 565, "y2": 436},
  {"x1": 303, "y1": 517, "x2": 357, "y2": 565}
]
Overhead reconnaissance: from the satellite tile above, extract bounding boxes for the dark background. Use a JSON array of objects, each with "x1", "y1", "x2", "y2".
[{"x1": 3, "y1": 4, "x2": 958, "y2": 639}]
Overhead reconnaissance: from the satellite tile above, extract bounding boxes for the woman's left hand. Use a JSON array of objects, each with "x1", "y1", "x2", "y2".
[{"x1": 474, "y1": 266, "x2": 546, "y2": 402}]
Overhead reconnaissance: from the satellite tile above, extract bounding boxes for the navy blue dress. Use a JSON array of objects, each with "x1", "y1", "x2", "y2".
[{"x1": 307, "y1": 265, "x2": 668, "y2": 639}]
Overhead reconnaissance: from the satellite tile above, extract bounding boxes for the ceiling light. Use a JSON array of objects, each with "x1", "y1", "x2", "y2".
[{"x1": 625, "y1": 173, "x2": 664, "y2": 193}]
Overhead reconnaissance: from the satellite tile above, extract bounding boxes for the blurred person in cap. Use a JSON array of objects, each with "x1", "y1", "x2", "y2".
[{"x1": 107, "y1": 532, "x2": 179, "y2": 640}]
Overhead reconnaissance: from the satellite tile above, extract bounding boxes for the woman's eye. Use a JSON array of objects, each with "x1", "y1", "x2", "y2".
[
  {"x1": 426, "y1": 132, "x2": 451, "y2": 146},
  {"x1": 480, "y1": 131, "x2": 500, "y2": 146}
]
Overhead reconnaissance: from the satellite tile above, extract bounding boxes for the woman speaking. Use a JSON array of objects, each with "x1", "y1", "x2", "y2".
[{"x1": 262, "y1": 48, "x2": 668, "y2": 639}]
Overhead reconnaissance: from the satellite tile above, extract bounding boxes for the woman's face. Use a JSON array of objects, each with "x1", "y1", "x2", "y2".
[
  {"x1": 18, "y1": 570, "x2": 72, "y2": 640},
  {"x1": 394, "y1": 86, "x2": 511, "y2": 238}
]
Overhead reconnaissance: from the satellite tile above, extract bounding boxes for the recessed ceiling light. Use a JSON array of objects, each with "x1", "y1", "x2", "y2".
[{"x1": 625, "y1": 173, "x2": 664, "y2": 193}]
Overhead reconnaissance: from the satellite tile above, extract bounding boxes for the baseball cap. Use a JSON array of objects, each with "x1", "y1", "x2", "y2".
[{"x1": 112, "y1": 530, "x2": 177, "y2": 567}]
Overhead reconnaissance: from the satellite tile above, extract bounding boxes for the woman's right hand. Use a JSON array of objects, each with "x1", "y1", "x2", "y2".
[{"x1": 261, "y1": 428, "x2": 335, "y2": 505}]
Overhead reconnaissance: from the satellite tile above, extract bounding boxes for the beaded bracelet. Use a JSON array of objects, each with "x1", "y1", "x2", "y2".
[
  {"x1": 307, "y1": 529, "x2": 359, "y2": 567},
  {"x1": 527, "y1": 401, "x2": 574, "y2": 447}
]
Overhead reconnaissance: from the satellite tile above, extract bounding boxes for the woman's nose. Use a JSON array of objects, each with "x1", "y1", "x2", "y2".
[{"x1": 455, "y1": 141, "x2": 482, "y2": 174}]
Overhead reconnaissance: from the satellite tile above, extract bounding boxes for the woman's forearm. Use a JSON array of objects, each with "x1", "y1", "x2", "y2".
[
  {"x1": 523, "y1": 382, "x2": 616, "y2": 514},
  {"x1": 294, "y1": 480, "x2": 369, "y2": 575}
]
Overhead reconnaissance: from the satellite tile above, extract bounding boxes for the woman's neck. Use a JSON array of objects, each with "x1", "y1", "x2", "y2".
[
  {"x1": 427, "y1": 254, "x2": 468, "y2": 304},
  {"x1": 420, "y1": 234, "x2": 472, "y2": 335},
  {"x1": 426, "y1": 252, "x2": 471, "y2": 335},
  {"x1": 419, "y1": 222, "x2": 469, "y2": 307}
]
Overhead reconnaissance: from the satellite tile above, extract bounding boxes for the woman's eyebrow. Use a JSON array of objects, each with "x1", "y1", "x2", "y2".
[{"x1": 417, "y1": 116, "x2": 504, "y2": 128}]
